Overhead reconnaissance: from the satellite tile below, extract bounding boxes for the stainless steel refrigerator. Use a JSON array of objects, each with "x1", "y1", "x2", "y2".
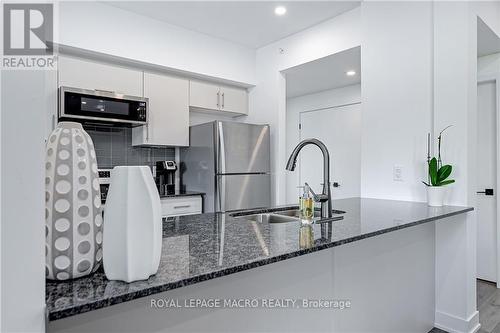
[{"x1": 180, "y1": 121, "x2": 271, "y2": 213}]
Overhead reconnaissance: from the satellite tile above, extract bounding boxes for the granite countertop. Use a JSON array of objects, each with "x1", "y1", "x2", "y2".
[
  {"x1": 46, "y1": 198, "x2": 473, "y2": 321},
  {"x1": 160, "y1": 190, "x2": 205, "y2": 198}
]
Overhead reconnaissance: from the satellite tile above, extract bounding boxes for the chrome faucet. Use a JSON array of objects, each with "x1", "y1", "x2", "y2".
[{"x1": 286, "y1": 139, "x2": 332, "y2": 219}]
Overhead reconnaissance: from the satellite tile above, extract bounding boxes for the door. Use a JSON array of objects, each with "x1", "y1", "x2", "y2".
[
  {"x1": 189, "y1": 81, "x2": 220, "y2": 111},
  {"x1": 217, "y1": 122, "x2": 270, "y2": 174},
  {"x1": 477, "y1": 80, "x2": 498, "y2": 283},
  {"x1": 132, "y1": 73, "x2": 189, "y2": 146},
  {"x1": 216, "y1": 174, "x2": 271, "y2": 212},
  {"x1": 299, "y1": 103, "x2": 362, "y2": 199},
  {"x1": 220, "y1": 86, "x2": 248, "y2": 115}
]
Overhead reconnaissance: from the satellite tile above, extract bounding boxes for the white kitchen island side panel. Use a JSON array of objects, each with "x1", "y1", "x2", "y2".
[{"x1": 49, "y1": 222, "x2": 435, "y2": 333}]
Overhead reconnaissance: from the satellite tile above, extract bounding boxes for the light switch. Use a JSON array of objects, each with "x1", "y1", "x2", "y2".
[{"x1": 393, "y1": 165, "x2": 403, "y2": 182}]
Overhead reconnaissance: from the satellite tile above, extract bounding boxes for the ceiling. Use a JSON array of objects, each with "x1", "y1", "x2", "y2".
[
  {"x1": 285, "y1": 46, "x2": 361, "y2": 98},
  {"x1": 478, "y1": 18, "x2": 500, "y2": 57},
  {"x1": 105, "y1": 1, "x2": 360, "y2": 49}
]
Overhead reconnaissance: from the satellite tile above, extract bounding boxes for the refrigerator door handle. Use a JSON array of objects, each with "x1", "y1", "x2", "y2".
[
  {"x1": 220, "y1": 176, "x2": 226, "y2": 212},
  {"x1": 216, "y1": 176, "x2": 220, "y2": 212},
  {"x1": 215, "y1": 175, "x2": 226, "y2": 212},
  {"x1": 218, "y1": 121, "x2": 226, "y2": 174}
]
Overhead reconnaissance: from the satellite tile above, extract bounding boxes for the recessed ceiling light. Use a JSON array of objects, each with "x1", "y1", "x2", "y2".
[
  {"x1": 346, "y1": 70, "x2": 356, "y2": 76},
  {"x1": 275, "y1": 6, "x2": 287, "y2": 16}
]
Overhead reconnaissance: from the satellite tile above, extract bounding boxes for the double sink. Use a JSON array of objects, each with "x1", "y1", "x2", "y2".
[{"x1": 231, "y1": 207, "x2": 346, "y2": 224}]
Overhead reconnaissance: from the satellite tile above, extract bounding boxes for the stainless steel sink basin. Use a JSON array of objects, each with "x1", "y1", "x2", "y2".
[
  {"x1": 231, "y1": 207, "x2": 346, "y2": 224},
  {"x1": 240, "y1": 213, "x2": 299, "y2": 224}
]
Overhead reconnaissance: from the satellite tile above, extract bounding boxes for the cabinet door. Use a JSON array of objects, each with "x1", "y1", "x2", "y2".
[
  {"x1": 189, "y1": 80, "x2": 220, "y2": 111},
  {"x1": 58, "y1": 56, "x2": 143, "y2": 96},
  {"x1": 220, "y1": 85, "x2": 248, "y2": 115},
  {"x1": 133, "y1": 73, "x2": 189, "y2": 146}
]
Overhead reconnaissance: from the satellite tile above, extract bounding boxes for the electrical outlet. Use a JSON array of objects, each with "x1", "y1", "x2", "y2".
[{"x1": 393, "y1": 165, "x2": 403, "y2": 182}]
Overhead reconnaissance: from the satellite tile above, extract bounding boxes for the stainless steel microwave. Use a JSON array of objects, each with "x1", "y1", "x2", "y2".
[{"x1": 59, "y1": 86, "x2": 148, "y2": 127}]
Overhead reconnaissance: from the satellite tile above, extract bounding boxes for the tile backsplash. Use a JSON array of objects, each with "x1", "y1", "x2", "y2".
[{"x1": 84, "y1": 125, "x2": 175, "y2": 170}]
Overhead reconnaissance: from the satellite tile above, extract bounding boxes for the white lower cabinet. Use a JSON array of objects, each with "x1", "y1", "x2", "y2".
[
  {"x1": 160, "y1": 196, "x2": 202, "y2": 217},
  {"x1": 132, "y1": 73, "x2": 189, "y2": 147}
]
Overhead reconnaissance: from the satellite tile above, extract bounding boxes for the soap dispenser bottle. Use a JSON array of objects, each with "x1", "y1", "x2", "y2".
[{"x1": 299, "y1": 184, "x2": 314, "y2": 219}]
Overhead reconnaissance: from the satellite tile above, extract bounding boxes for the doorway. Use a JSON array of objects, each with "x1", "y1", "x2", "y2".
[
  {"x1": 299, "y1": 103, "x2": 361, "y2": 199},
  {"x1": 476, "y1": 17, "x2": 500, "y2": 286},
  {"x1": 477, "y1": 79, "x2": 498, "y2": 283},
  {"x1": 283, "y1": 46, "x2": 362, "y2": 204}
]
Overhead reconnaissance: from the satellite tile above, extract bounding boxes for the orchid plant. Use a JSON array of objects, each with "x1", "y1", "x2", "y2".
[{"x1": 422, "y1": 126, "x2": 455, "y2": 187}]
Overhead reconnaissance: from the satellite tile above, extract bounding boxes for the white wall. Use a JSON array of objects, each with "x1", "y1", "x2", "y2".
[
  {"x1": 1, "y1": 71, "x2": 48, "y2": 332},
  {"x1": 360, "y1": 2, "x2": 433, "y2": 202},
  {"x1": 249, "y1": 7, "x2": 362, "y2": 205},
  {"x1": 478, "y1": 52, "x2": 500, "y2": 77},
  {"x1": 432, "y1": 2, "x2": 500, "y2": 331},
  {"x1": 471, "y1": 1, "x2": 500, "y2": 39},
  {"x1": 434, "y1": 2, "x2": 476, "y2": 207},
  {"x1": 57, "y1": 2, "x2": 256, "y2": 86},
  {"x1": 286, "y1": 84, "x2": 361, "y2": 203}
]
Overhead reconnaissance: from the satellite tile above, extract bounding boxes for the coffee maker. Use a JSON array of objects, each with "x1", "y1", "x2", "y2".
[{"x1": 155, "y1": 161, "x2": 177, "y2": 195}]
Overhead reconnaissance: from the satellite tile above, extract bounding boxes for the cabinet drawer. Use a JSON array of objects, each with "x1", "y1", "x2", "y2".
[{"x1": 161, "y1": 196, "x2": 202, "y2": 217}]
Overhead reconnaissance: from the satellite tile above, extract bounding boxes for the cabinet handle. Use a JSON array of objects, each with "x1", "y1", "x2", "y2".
[
  {"x1": 94, "y1": 89, "x2": 115, "y2": 94},
  {"x1": 146, "y1": 122, "x2": 149, "y2": 142},
  {"x1": 174, "y1": 205, "x2": 191, "y2": 209},
  {"x1": 217, "y1": 91, "x2": 220, "y2": 108},
  {"x1": 222, "y1": 92, "x2": 224, "y2": 109}
]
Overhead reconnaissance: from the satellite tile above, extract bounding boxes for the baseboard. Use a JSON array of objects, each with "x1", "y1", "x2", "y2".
[{"x1": 435, "y1": 310, "x2": 480, "y2": 333}]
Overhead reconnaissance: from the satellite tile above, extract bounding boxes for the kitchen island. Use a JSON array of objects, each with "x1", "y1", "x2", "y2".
[{"x1": 47, "y1": 198, "x2": 476, "y2": 333}]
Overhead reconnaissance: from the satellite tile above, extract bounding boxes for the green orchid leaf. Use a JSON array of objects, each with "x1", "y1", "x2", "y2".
[
  {"x1": 437, "y1": 179, "x2": 455, "y2": 186},
  {"x1": 437, "y1": 165, "x2": 452, "y2": 182},
  {"x1": 429, "y1": 157, "x2": 438, "y2": 186}
]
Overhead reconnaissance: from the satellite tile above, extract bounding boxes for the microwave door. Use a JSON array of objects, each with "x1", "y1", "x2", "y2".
[{"x1": 59, "y1": 86, "x2": 148, "y2": 126}]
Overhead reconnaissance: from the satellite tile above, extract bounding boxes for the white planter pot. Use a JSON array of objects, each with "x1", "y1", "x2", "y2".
[
  {"x1": 427, "y1": 186, "x2": 448, "y2": 207},
  {"x1": 103, "y1": 166, "x2": 162, "y2": 282},
  {"x1": 45, "y1": 122, "x2": 103, "y2": 280}
]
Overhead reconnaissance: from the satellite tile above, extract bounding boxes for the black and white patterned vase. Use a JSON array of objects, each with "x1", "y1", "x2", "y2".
[{"x1": 45, "y1": 122, "x2": 103, "y2": 281}]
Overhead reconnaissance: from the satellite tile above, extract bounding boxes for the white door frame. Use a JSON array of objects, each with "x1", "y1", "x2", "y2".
[{"x1": 478, "y1": 73, "x2": 500, "y2": 287}]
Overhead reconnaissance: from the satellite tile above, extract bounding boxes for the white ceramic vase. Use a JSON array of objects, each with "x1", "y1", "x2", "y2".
[
  {"x1": 45, "y1": 122, "x2": 103, "y2": 280},
  {"x1": 427, "y1": 186, "x2": 447, "y2": 207},
  {"x1": 103, "y1": 166, "x2": 162, "y2": 282}
]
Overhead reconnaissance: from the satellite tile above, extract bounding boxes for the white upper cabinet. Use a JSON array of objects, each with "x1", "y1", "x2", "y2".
[
  {"x1": 58, "y1": 56, "x2": 143, "y2": 96},
  {"x1": 132, "y1": 73, "x2": 189, "y2": 147},
  {"x1": 219, "y1": 85, "x2": 248, "y2": 115},
  {"x1": 58, "y1": 54, "x2": 247, "y2": 147},
  {"x1": 189, "y1": 81, "x2": 220, "y2": 111},
  {"x1": 189, "y1": 80, "x2": 248, "y2": 116}
]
